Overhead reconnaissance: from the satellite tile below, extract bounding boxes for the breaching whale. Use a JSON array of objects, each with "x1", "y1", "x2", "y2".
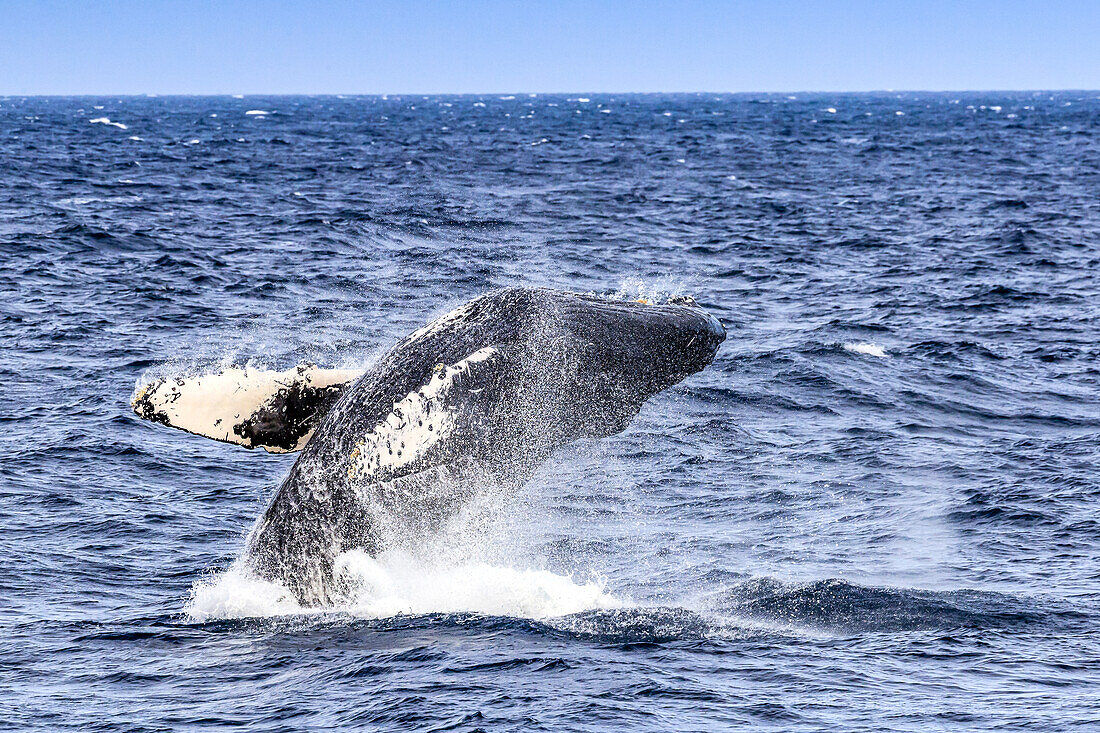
[{"x1": 132, "y1": 288, "x2": 725, "y2": 605}]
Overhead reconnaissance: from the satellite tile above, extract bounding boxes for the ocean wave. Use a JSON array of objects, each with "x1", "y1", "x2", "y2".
[
  {"x1": 713, "y1": 577, "x2": 1051, "y2": 631},
  {"x1": 89, "y1": 117, "x2": 127, "y2": 130}
]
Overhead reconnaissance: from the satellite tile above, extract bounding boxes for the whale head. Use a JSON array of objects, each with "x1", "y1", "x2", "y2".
[{"x1": 524, "y1": 290, "x2": 727, "y2": 439}]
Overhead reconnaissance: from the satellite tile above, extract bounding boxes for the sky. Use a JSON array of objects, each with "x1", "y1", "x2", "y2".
[{"x1": 1, "y1": 0, "x2": 1097, "y2": 95}]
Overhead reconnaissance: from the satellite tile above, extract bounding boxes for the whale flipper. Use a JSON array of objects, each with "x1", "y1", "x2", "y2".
[{"x1": 130, "y1": 365, "x2": 363, "y2": 452}]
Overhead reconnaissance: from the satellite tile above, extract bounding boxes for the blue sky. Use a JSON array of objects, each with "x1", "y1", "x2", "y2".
[{"x1": 2, "y1": 0, "x2": 1097, "y2": 94}]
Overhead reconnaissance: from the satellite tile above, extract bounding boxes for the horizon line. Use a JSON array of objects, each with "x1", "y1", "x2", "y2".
[{"x1": 2, "y1": 88, "x2": 1098, "y2": 99}]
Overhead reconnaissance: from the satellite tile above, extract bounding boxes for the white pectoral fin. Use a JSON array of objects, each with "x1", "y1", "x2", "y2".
[{"x1": 130, "y1": 365, "x2": 363, "y2": 452}]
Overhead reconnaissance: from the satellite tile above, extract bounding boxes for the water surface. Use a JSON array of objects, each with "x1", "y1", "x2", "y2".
[{"x1": 1, "y1": 92, "x2": 1098, "y2": 731}]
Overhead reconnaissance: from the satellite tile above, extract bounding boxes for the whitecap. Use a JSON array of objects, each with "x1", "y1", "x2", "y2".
[
  {"x1": 89, "y1": 117, "x2": 127, "y2": 130},
  {"x1": 844, "y1": 342, "x2": 888, "y2": 358},
  {"x1": 244, "y1": 109, "x2": 270, "y2": 116}
]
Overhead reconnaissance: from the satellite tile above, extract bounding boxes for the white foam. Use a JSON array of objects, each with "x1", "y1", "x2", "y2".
[
  {"x1": 844, "y1": 342, "x2": 888, "y2": 358},
  {"x1": 186, "y1": 552, "x2": 622, "y2": 622},
  {"x1": 825, "y1": 107, "x2": 837, "y2": 114},
  {"x1": 89, "y1": 117, "x2": 127, "y2": 130},
  {"x1": 186, "y1": 564, "x2": 301, "y2": 621},
  {"x1": 611, "y1": 277, "x2": 686, "y2": 305},
  {"x1": 337, "y1": 551, "x2": 621, "y2": 619},
  {"x1": 244, "y1": 109, "x2": 270, "y2": 116}
]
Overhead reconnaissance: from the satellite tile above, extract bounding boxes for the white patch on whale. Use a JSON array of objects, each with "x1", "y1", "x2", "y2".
[{"x1": 348, "y1": 346, "x2": 499, "y2": 478}]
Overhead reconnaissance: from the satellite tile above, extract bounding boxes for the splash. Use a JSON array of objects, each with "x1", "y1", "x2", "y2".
[
  {"x1": 186, "y1": 553, "x2": 622, "y2": 622},
  {"x1": 609, "y1": 277, "x2": 689, "y2": 305}
]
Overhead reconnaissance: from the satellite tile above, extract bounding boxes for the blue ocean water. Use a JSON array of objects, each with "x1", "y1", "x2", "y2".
[{"x1": 1, "y1": 92, "x2": 1098, "y2": 731}]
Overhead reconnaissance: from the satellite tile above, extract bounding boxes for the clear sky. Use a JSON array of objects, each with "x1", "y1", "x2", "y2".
[{"x1": 2, "y1": 0, "x2": 1097, "y2": 94}]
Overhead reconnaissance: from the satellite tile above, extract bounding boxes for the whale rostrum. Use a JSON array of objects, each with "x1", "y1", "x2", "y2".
[{"x1": 131, "y1": 288, "x2": 726, "y2": 605}]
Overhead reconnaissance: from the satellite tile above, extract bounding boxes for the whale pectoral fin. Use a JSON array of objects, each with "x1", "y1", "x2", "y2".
[{"x1": 130, "y1": 365, "x2": 363, "y2": 453}]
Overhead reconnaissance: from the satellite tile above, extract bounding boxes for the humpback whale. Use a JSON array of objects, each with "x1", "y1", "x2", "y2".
[{"x1": 132, "y1": 288, "x2": 725, "y2": 605}]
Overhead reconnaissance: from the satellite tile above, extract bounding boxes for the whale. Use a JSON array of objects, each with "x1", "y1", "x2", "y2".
[{"x1": 132, "y1": 287, "x2": 725, "y2": 605}]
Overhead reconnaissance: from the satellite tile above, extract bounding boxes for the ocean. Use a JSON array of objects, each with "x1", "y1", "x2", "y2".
[{"x1": 1, "y1": 92, "x2": 1098, "y2": 731}]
